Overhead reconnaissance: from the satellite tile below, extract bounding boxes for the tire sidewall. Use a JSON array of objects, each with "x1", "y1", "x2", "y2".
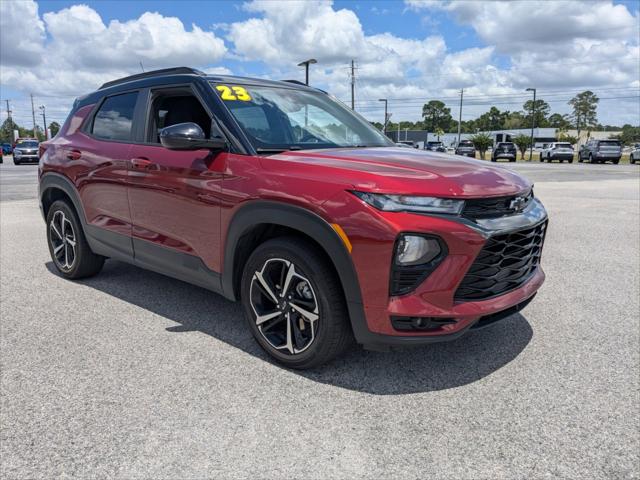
[
  {"x1": 46, "y1": 201, "x2": 84, "y2": 278},
  {"x1": 240, "y1": 240, "x2": 337, "y2": 367}
]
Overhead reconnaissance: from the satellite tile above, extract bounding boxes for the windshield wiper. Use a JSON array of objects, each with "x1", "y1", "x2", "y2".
[{"x1": 255, "y1": 146, "x2": 302, "y2": 154}]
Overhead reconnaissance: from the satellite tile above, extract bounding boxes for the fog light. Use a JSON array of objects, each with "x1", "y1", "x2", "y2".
[{"x1": 395, "y1": 235, "x2": 441, "y2": 266}]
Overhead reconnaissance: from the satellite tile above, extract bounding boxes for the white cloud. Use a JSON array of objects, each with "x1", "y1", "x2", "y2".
[
  {"x1": 229, "y1": 0, "x2": 371, "y2": 65},
  {"x1": 1, "y1": 0, "x2": 638, "y2": 127},
  {"x1": 0, "y1": 0, "x2": 46, "y2": 66},
  {"x1": 43, "y1": 6, "x2": 226, "y2": 70},
  {"x1": 0, "y1": 1, "x2": 228, "y2": 97},
  {"x1": 403, "y1": 0, "x2": 640, "y2": 125}
]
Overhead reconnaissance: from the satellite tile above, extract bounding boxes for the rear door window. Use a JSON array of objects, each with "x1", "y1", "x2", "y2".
[{"x1": 92, "y1": 92, "x2": 139, "y2": 141}]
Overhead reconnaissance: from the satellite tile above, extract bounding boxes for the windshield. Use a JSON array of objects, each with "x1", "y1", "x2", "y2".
[
  {"x1": 599, "y1": 141, "x2": 620, "y2": 146},
  {"x1": 16, "y1": 141, "x2": 38, "y2": 148},
  {"x1": 212, "y1": 82, "x2": 392, "y2": 152},
  {"x1": 458, "y1": 141, "x2": 473, "y2": 147},
  {"x1": 555, "y1": 143, "x2": 573, "y2": 148},
  {"x1": 499, "y1": 143, "x2": 514, "y2": 147}
]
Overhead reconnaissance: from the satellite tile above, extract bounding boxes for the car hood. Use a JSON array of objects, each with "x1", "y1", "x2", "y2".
[{"x1": 264, "y1": 147, "x2": 531, "y2": 198}]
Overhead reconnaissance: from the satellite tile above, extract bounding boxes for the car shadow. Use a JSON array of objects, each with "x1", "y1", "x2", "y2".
[{"x1": 46, "y1": 260, "x2": 533, "y2": 395}]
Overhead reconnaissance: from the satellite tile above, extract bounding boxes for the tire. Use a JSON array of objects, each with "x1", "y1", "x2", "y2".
[
  {"x1": 491, "y1": 157, "x2": 496, "y2": 162},
  {"x1": 46, "y1": 200, "x2": 105, "y2": 279},
  {"x1": 589, "y1": 154, "x2": 594, "y2": 164},
  {"x1": 13, "y1": 159, "x2": 20, "y2": 165},
  {"x1": 568, "y1": 158, "x2": 573, "y2": 163},
  {"x1": 613, "y1": 158, "x2": 619, "y2": 165},
  {"x1": 578, "y1": 154, "x2": 583, "y2": 163},
  {"x1": 240, "y1": 236, "x2": 353, "y2": 369}
]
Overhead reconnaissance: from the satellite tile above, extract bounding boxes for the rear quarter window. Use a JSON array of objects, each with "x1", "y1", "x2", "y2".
[{"x1": 92, "y1": 92, "x2": 138, "y2": 141}]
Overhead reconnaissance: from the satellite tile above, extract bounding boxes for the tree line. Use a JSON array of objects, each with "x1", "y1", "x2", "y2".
[
  {"x1": 375, "y1": 90, "x2": 639, "y2": 145},
  {"x1": 0, "y1": 118, "x2": 61, "y2": 144}
]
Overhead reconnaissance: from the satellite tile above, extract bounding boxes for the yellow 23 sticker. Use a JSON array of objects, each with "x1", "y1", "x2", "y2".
[{"x1": 216, "y1": 85, "x2": 252, "y2": 101}]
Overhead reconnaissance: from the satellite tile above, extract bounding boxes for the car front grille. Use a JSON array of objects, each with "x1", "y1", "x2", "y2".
[
  {"x1": 462, "y1": 190, "x2": 533, "y2": 219},
  {"x1": 454, "y1": 221, "x2": 547, "y2": 301}
]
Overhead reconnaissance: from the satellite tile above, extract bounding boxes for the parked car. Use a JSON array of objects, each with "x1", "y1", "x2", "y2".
[
  {"x1": 12, "y1": 139, "x2": 40, "y2": 165},
  {"x1": 540, "y1": 142, "x2": 574, "y2": 163},
  {"x1": 578, "y1": 139, "x2": 622, "y2": 164},
  {"x1": 39, "y1": 67, "x2": 548, "y2": 368},
  {"x1": 425, "y1": 141, "x2": 446, "y2": 152},
  {"x1": 491, "y1": 142, "x2": 517, "y2": 162},
  {"x1": 629, "y1": 144, "x2": 640, "y2": 164},
  {"x1": 2, "y1": 143, "x2": 12, "y2": 155},
  {"x1": 455, "y1": 140, "x2": 476, "y2": 157},
  {"x1": 12, "y1": 137, "x2": 37, "y2": 149}
]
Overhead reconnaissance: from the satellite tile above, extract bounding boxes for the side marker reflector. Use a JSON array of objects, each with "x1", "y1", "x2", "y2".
[{"x1": 331, "y1": 223, "x2": 352, "y2": 253}]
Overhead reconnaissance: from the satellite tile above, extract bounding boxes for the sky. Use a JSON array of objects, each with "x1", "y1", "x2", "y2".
[{"x1": 1, "y1": 0, "x2": 639, "y2": 130}]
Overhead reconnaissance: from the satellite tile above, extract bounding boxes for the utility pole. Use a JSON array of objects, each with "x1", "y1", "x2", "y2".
[
  {"x1": 526, "y1": 87, "x2": 536, "y2": 161},
  {"x1": 350, "y1": 59, "x2": 355, "y2": 110},
  {"x1": 379, "y1": 98, "x2": 388, "y2": 134},
  {"x1": 457, "y1": 88, "x2": 464, "y2": 146},
  {"x1": 30, "y1": 94, "x2": 37, "y2": 137},
  {"x1": 5, "y1": 99, "x2": 11, "y2": 121},
  {"x1": 39, "y1": 105, "x2": 47, "y2": 139}
]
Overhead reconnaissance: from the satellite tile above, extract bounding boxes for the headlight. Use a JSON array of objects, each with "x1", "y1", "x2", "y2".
[
  {"x1": 13, "y1": 149, "x2": 22, "y2": 156},
  {"x1": 395, "y1": 235, "x2": 442, "y2": 265},
  {"x1": 353, "y1": 191, "x2": 464, "y2": 214}
]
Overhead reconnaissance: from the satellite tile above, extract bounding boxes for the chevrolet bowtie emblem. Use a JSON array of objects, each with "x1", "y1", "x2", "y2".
[{"x1": 509, "y1": 196, "x2": 527, "y2": 212}]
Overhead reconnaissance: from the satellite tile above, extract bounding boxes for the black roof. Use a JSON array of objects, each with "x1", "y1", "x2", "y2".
[{"x1": 99, "y1": 66, "x2": 315, "y2": 91}]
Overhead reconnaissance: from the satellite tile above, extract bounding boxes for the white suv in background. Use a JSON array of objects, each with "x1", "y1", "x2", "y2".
[{"x1": 540, "y1": 142, "x2": 574, "y2": 163}]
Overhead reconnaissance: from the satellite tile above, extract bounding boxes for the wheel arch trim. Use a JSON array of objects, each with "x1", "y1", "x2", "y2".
[
  {"x1": 222, "y1": 201, "x2": 371, "y2": 343},
  {"x1": 39, "y1": 172, "x2": 87, "y2": 226}
]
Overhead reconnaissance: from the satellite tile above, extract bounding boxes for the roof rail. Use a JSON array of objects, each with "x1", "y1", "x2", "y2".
[{"x1": 99, "y1": 67, "x2": 205, "y2": 90}]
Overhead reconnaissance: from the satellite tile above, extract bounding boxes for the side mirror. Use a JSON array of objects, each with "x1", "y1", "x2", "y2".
[{"x1": 159, "y1": 122, "x2": 226, "y2": 151}]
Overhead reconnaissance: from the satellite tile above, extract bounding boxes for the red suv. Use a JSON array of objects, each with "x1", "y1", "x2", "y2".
[{"x1": 39, "y1": 67, "x2": 547, "y2": 368}]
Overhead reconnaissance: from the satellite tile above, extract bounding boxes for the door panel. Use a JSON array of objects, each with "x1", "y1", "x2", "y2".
[
  {"x1": 77, "y1": 138, "x2": 133, "y2": 238},
  {"x1": 127, "y1": 144, "x2": 225, "y2": 273}
]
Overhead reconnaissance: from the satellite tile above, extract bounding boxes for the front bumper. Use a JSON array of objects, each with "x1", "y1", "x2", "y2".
[
  {"x1": 14, "y1": 154, "x2": 39, "y2": 162},
  {"x1": 495, "y1": 153, "x2": 516, "y2": 159},
  {"x1": 343, "y1": 196, "x2": 548, "y2": 348}
]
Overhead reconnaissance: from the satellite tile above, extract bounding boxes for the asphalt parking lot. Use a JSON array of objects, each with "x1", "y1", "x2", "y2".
[{"x1": 1, "y1": 158, "x2": 639, "y2": 479}]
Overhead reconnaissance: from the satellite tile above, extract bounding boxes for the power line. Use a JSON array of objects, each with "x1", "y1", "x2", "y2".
[
  {"x1": 349, "y1": 86, "x2": 639, "y2": 104},
  {"x1": 354, "y1": 95, "x2": 640, "y2": 111}
]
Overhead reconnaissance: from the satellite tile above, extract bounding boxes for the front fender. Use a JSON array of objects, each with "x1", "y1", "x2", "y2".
[{"x1": 222, "y1": 201, "x2": 371, "y2": 344}]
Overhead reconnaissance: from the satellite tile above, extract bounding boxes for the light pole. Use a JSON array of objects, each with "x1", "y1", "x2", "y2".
[
  {"x1": 297, "y1": 58, "x2": 317, "y2": 86},
  {"x1": 526, "y1": 87, "x2": 536, "y2": 161},
  {"x1": 379, "y1": 98, "x2": 388, "y2": 135},
  {"x1": 39, "y1": 105, "x2": 47, "y2": 139}
]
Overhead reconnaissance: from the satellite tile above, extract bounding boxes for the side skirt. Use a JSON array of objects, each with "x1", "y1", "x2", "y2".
[{"x1": 85, "y1": 225, "x2": 224, "y2": 296}]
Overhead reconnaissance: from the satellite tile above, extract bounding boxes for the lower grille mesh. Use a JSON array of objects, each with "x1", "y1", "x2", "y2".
[{"x1": 455, "y1": 221, "x2": 547, "y2": 301}]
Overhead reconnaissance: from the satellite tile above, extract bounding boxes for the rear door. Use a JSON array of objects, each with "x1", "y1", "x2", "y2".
[
  {"x1": 598, "y1": 140, "x2": 621, "y2": 156},
  {"x1": 75, "y1": 90, "x2": 142, "y2": 259},
  {"x1": 126, "y1": 84, "x2": 226, "y2": 283}
]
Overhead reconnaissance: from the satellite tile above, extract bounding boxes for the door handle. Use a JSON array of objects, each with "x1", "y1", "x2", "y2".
[
  {"x1": 130, "y1": 157, "x2": 153, "y2": 169},
  {"x1": 66, "y1": 149, "x2": 81, "y2": 160}
]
